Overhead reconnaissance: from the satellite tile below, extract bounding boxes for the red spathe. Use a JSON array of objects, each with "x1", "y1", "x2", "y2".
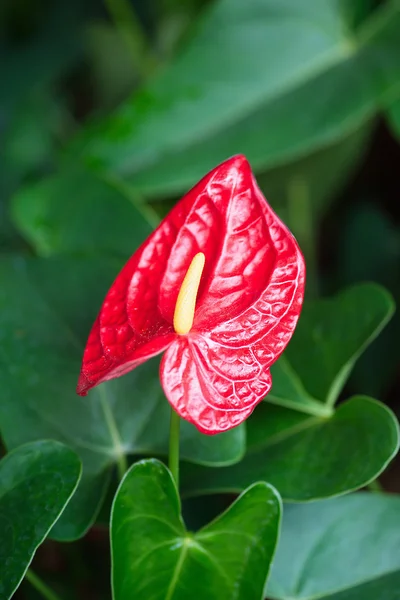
[{"x1": 77, "y1": 155, "x2": 305, "y2": 434}]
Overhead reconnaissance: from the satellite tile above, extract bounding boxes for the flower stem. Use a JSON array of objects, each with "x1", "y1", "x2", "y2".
[
  {"x1": 169, "y1": 408, "x2": 181, "y2": 489},
  {"x1": 25, "y1": 570, "x2": 63, "y2": 600}
]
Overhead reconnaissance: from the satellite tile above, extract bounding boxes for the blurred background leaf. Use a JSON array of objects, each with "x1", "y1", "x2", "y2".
[
  {"x1": 11, "y1": 166, "x2": 157, "y2": 257},
  {"x1": 71, "y1": 0, "x2": 400, "y2": 198},
  {"x1": 387, "y1": 97, "x2": 400, "y2": 138},
  {"x1": 266, "y1": 492, "x2": 400, "y2": 600},
  {"x1": 334, "y1": 204, "x2": 400, "y2": 399}
]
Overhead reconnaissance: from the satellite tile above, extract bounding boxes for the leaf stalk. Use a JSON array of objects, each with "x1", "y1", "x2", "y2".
[{"x1": 169, "y1": 408, "x2": 181, "y2": 489}]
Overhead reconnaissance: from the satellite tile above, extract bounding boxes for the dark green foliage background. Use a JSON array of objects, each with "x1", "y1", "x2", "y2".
[{"x1": 0, "y1": 0, "x2": 400, "y2": 599}]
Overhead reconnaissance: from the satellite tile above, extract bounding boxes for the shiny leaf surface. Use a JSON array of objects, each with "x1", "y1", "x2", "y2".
[
  {"x1": 0, "y1": 256, "x2": 245, "y2": 540},
  {"x1": 267, "y1": 357, "x2": 333, "y2": 418},
  {"x1": 267, "y1": 493, "x2": 400, "y2": 600},
  {"x1": 78, "y1": 155, "x2": 305, "y2": 434},
  {"x1": 0, "y1": 441, "x2": 81, "y2": 599},
  {"x1": 181, "y1": 397, "x2": 399, "y2": 501},
  {"x1": 264, "y1": 283, "x2": 394, "y2": 418},
  {"x1": 111, "y1": 459, "x2": 281, "y2": 600},
  {"x1": 73, "y1": 0, "x2": 400, "y2": 197}
]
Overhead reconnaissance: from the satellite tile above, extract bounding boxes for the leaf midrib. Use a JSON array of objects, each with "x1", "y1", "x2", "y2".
[
  {"x1": 165, "y1": 540, "x2": 189, "y2": 600},
  {"x1": 114, "y1": 29, "x2": 354, "y2": 179}
]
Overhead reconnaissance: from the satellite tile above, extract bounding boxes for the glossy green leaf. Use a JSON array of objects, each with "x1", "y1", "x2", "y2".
[
  {"x1": 0, "y1": 256, "x2": 245, "y2": 540},
  {"x1": 267, "y1": 358, "x2": 333, "y2": 418},
  {"x1": 281, "y1": 284, "x2": 394, "y2": 407},
  {"x1": 0, "y1": 440, "x2": 81, "y2": 600},
  {"x1": 111, "y1": 459, "x2": 281, "y2": 600},
  {"x1": 11, "y1": 167, "x2": 157, "y2": 258},
  {"x1": 181, "y1": 396, "x2": 399, "y2": 501},
  {"x1": 266, "y1": 492, "x2": 400, "y2": 600},
  {"x1": 73, "y1": 0, "x2": 400, "y2": 197}
]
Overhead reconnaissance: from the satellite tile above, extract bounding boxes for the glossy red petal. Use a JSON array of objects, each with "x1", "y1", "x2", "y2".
[
  {"x1": 192, "y1": 155, "x2": 279, "y2": 329},
  {"x1": 161, "y1": 172, "x2": 305, "y2": 434},
  {"x1": 77, "y1": 154, "x2": 270, "y2": 395},
  {"x1": 161, "y1": 337, "x2": 270, "y2": 434},
  {"x1": 76, "y1": 218, "x2": 179, "y2": 394},
  {"x1": 209, "y1": 183, "x2": 305, "y2": 351},
  {"x1": 77, "y1": 153, "x2": 305, "y2": 430},
  {"x1": 158, "y1": 154, "x2": 276, "y2": 326}
]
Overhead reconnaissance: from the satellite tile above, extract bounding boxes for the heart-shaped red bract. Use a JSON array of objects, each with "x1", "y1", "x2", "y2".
[{"x1": 77, "y1": 155, "x2": 305, "y2": 434}]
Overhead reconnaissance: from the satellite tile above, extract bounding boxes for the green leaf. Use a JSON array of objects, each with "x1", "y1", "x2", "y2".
[
  {"x1": 111, "y1": 459, "x2": 281, "y2": 600},
  {"x1": 0, "y1": 256, "x2": 245, "y2": 540},
  {"x1": 267, "y1": 358, "x2": 334, "y2": 418},
  {"x1": 335, "y1": 204, "x2": 400, "y2": 398},
  {"x1": 0, "y1": 440, "x2": 81, "y2": 600},
  {"x1": 11, "y1": 167, "x2": 157, "y2": 258},
  {"x1": 181, "y1": 397, "x2": 399, "y2": 501},
  {"x1": 73, "y1": 0, "x2": 400, "y2": 197},
  {"x1": 256, "y1": 123, "x2": 373, "y2": 224},
  {"x1": 0, "y1": 0, "x2": 86, "y2": 116},
  {"x1": 267, "y1": 492, "x2": 400, "y2": 600},
  {"x1": 281, "y1": 283, "x2": 395, "y2": 407}
]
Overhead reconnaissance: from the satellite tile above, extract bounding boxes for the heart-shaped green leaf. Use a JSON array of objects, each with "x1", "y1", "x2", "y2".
[
  {"x1": 111, "y1": 459, "x2": 281, "y2": 600},
  {"x1": 0, "y1": 440, "x2": 81, "y2": 600},
  {"x1": 181, "y1": 396, "x2": 399, "y2": 501},
  {"x1": 72, "y1": 0, "x2": 400, "y2": 197},
  {"x1": 0, "y1": 256, "x2": 245, "y2": 540},
  {"x1": 267, "y1": 358, "x2": 334, "y2": 418},
  {"x1": 11, "y1": 166, "x2": 156, "y2": 258},
  {"x1": 278, "y1": 284, "x2": 394, "y2": 408},
  {"x1": 266, "y1": 492, "x2": 400, "y2": 600}
]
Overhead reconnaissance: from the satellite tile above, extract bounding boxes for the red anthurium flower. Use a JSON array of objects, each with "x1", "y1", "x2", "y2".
[{"x1": 77, "y1": 155, "x2": 305, "y2": 434}]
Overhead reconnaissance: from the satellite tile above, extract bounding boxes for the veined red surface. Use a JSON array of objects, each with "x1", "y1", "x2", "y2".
[{"x1": 77, "y1": 155, "x2": 305, "y2": 434}]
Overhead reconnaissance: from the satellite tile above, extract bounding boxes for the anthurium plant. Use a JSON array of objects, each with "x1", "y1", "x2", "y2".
[
  {"x1": 1, "y1": 1, "x2": 400, "y2": 599},
  {"x1": 1, "y1": 153, "x2": 399, "y2": 600}
]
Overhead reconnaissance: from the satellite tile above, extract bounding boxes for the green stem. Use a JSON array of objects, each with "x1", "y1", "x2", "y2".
[
  {"x1": 104, "y1": 0, "x2": 157, "y2": 79},
  {"x1": 116, "y1": 451, "x2": 129, "y2": 481},
  {"x1": 169, "y1": 408, "x2": 181, "y2": 489},
  {"x1": 287, "y1": 176, "x2": 318, "y2": 298},
  {"x1": 25, "y1": 570, "x2": 63, "y2": 600}
]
